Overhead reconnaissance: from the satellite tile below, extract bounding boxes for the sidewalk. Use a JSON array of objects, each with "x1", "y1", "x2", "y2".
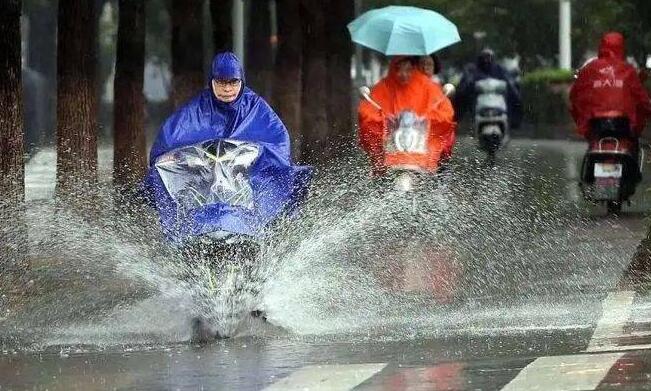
[{"x1": 25, "y1": 147, "x2": 114, "y2": 201}]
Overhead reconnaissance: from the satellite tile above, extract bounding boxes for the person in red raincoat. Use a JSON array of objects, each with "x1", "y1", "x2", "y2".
[
  {"x1": 358, "y1": 57, "x2": 456, "y2": 175},
  {"x1": 570, "y1": 32, "x2": 651, "y2": 138}
]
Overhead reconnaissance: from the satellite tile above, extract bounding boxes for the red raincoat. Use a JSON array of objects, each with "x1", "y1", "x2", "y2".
[
  {"x1": 358, "y1": 58, "x2": 456, "y2": 174},
  {"x1": 570, "y1": 32, "x2": 651, "y2": 137}
]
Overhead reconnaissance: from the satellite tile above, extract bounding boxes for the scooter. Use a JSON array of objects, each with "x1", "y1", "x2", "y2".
[
  {"x1": 147, "y1": 138, "x2": 311, "y2": 340},
  {"x1": 579, "y1": 113, "x2": 643, "y2": 214},
  {"x1": 474, "y1": 78, "x2": 509, "y2": 160},
  {"x1": 359, "y1": 84, "x2": 456, "y2": 194}
]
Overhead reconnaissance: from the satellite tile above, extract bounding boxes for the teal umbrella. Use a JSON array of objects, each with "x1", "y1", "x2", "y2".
[{"x1": 347, "y1": 6, "x2": 461, "y2": 56}]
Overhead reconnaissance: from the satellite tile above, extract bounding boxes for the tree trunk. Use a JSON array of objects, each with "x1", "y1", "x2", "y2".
[
  {"x1": 273, "y1": 0, "x2": 302, "y2": 159},
  {"x1": 327, "y1": 0, "x2": 354, "y2": 150},
  {"x1": 0, "y1": 0, "x2": 26, "y2": 281},
  {"x1": 56, "y1": 0, "x2": 99, "y2": 197},
  {"x1": 0, "y1": 0, "x2": 24, "y2": 203},
  {"x1": 113, "y1": 0, "x2": 146, "y2": 190},
  {"x1": 299, "y1": 0, "x2": 329, "y2": 164},
  {"x1": 210, "y1": 0, "x2": 233, "y2": 54},
  {"x1": 171, "y1": 0, "x2": 205, "y2": 108},
  {"x1": 210, "y1": 0, "x2": 233, "y2": 53},
  {"x1": 246, "y1": 0, "x2": 272, "y2": 100},
  {"x1": 26, "y1": 1, "x2": 57, "y2": 147}
]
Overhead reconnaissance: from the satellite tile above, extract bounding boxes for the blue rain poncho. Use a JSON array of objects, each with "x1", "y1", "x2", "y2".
[{"x1": 144, "y1": 52, "x2": 311, "y2": 242}]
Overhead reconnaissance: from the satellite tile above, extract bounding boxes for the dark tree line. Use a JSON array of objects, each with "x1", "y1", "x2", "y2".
[
  {"x1": 3, "y1": 0, "x2": 355, "y2": 218},
  {"x1": 279, "y1": 0, "x2": 354, "y2": 163},
  {"x1": 22, "y1": 0, "x2": 354, "y2": 199},
  {"x1": 2, "y1": 0, "x2": 359, "y2": 199}
]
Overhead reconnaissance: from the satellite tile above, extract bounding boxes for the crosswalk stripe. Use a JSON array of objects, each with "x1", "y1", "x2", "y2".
[
  {"x1": 24, "y1": 147, "x2": 113, "y2": 201},
  {"x1": 586, "y1": 343, "x2": 651, "y2": 353},
  {"x1": 263, "y1": 363, "x2": 387, "y2": 391},
  {"x1": 587, "y1": 291, "x2": 636, "y2": 352},
  {"x1": 500, "y1": 353, "x2": 624, "y2": 391}
]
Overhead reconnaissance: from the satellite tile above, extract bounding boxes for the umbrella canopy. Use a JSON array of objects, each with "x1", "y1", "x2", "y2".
[{"x1": 347, "y1": 6, "x2": 461, "y2": 56}]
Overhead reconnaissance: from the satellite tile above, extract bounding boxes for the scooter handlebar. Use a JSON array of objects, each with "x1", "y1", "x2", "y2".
[
  {"x1": 442, "y1": 83, "x2": 456, "y2": 97},
  {"x1": 359, "y1": 86, "x2": 383, "y2": 112}
]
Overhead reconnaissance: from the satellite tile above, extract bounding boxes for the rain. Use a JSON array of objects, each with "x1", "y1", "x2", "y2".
[{"x1": 2, "y1": 1, "x2": 651, "y2": 390}]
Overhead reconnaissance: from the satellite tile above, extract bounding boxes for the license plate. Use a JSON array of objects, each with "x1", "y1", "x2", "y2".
[
  {"x1": 594, "y1": 163, "x2": 622, "y2": 178},
  {"x1": 594, "y1": 177, "x2": 620, "y2": 200}
]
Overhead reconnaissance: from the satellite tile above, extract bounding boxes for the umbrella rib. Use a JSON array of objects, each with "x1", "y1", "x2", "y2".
[
  {"x1": 385, "y1": 18, "x2": 399, "y2": 55},
  {"x1": 419, "y1": 23, "x2": 430, "y2": 54}
]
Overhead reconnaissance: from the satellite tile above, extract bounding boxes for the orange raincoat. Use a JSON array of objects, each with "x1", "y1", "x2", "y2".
[{"x1": 358, "y1": 58, "x2": 456, "y2": 174}]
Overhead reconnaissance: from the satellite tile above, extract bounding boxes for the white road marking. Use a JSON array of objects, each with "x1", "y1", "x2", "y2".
[
  {"x1": 585, "y1": 343, "x2": 651, "y2": 353},
  {"x1": 586, "y1": 290, "x2": 636, "y2": 352},
  {"x1": 500, "y1": 353, "x2": 624, "y2": 391},
  {"x1": 565, "y1": 152, "x2": 580, "y2": 202},
  {"x1": 263, "y1": 363, "x2": 387, "y2": 391},
  {"x1": 625, "y1": 330, "x2": 651, "y2": 339},
  {"x1": 25, "y1": 148, "x2": 113, "y2": 201}
]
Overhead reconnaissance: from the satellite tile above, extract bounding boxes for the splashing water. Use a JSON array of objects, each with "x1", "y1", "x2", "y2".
[{"x1": 0, "y1": 140, "x2": 639, "y2": 350}]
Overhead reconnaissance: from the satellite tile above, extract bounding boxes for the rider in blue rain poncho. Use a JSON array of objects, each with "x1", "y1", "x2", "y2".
[{"x1": 145, "y1": 52, "x2": 311, "y2": 243}]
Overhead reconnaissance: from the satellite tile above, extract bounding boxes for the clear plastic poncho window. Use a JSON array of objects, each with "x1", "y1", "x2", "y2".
[
  {"x1": 155, "y1": 139, "x2": 260, "y2": 211},
  {"x1": 385, "y1": 111, "x2": 429, "y2": 154}
]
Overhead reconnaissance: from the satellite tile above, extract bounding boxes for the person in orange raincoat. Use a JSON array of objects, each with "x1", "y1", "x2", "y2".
[{"x1": 358, "y1": 56, "x2": 456, "y2": 175}]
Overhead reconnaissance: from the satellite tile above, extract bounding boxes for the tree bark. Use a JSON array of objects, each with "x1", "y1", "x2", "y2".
[
  {"x1": 56, "y1": 0, "x2": 99, "y2": 197},
  {"x1": 246, "y1": 0, "x2": 272, "y2": 100},
  {"x1": 113, "y1": 0, "x2": 146, "y2": 189},
  {"x1": 171, "y1": 0, "x2": 205, "y2": 108},
  {"x1": 327, "y1": 0, "x2": 354, "y2": 149},
  {"x1": 273, "y1": 0, "x2": 302, "y2": 159},
  {"x1": 0, "y1": 0, "x2": 24, "y2": 203},
  {"x1": 0, "y1": 0, "x2": 26, "y2": 280},
  {"x1": 210, "y1": 0, "x2": 233, "y2": 54},
  {"x1": 299, "y1": 0, "x2": 329, "y2": 164},
  {"x1": 26, "y1": 1, "x2": 57, "y2": 147}
]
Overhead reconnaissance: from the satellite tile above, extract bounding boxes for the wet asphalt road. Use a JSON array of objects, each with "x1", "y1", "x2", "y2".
[{"x1": 2, "y1": 138, "x2": 651, "y2": 390}]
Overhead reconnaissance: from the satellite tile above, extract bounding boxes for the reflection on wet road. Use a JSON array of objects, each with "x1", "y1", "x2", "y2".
[{"x1": 2, "y1": 138, "x2": 651, "y2": 390}]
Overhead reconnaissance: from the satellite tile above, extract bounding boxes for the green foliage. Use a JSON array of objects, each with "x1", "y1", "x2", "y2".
[
  {"x1": 362, "y1": 0, "x2": 651, "y2": 69},
  {"x1": 573, "y1": 0, "x2": 651, "y2": 64},
  {"x1": 363, "y1": 0, "x2": 558, "y2": 68},
  {"x1": 522, "y1": 68, "x2": 574, "y2": 85},
  {"x1": 521, "y1": 68, "x2": 573, "y2": 128}
]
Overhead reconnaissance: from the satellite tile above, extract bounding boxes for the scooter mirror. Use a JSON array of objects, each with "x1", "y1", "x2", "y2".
[{"x1": 443, "y1": 83, "x2": 456, "y2": 97}]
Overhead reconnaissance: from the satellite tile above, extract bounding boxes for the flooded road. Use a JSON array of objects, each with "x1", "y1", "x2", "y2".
[{"x1": 1, "y1": 138, "x2": 650, "y2": 390}]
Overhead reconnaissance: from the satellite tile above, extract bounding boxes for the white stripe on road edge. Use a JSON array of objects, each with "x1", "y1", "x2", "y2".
[
  {"x1": 626, "y1": 330, "x2": 651, "y2": 339},
  {"x1": 586, "y1": 343, "x2": 651, "y2": 353},
  {"x1": 264, "y1": 363, "x2": 387, "y2": 391},
  {"x1": 586, "y1": 290, "x2": 636, "y2": 352},
  {"x1": 500, "y1": 353, "x2": 624, "y2": 391}
]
